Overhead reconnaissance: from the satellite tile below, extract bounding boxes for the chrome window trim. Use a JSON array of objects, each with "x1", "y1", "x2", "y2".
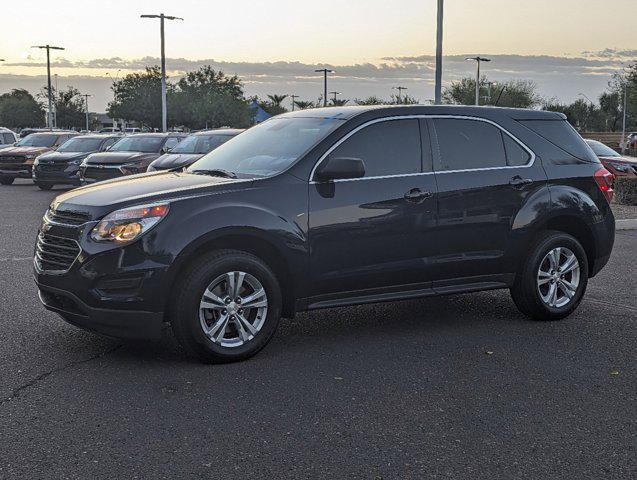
[{"x1": 309, "y1": 114, "x2": 536, "y2": 183}]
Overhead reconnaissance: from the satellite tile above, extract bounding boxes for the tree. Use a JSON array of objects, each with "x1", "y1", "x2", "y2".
[
  {"x1": 443, "y1": 77, "x2": 541, "y2": 108},
  {"x1": 390, "y1": 94, "x2": 419, "y2": 105},
  {"x1": 354, "y1": 96, "x2": 385, "y2": 105},
  {"x1": 330, "y1": 98, "x2": 349, "y2": 106},
  {"x1": 259, "y1": 94, "x2": 288, "y2": 116},
  {"x1": 293, "y1": 100, "x2": 314, "y2": 110},
  {"x1": 108, "y1": 66, "x2": 163, "y2": 129},
  {"x1": 53, "y1": 87, "x2": 86, "y2": 130},
  {"x1": 172, "y1": 66, "x2": 253, "y2": 129},
  {"x1": 0, "y1": 89, "x2": 45, "y2": 129}
]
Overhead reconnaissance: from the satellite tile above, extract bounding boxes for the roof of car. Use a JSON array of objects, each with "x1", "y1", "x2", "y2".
[
  {"x1": 279, "y1": 105, "x2": 566, "y2": 121},
  {"x1": 193, "y1": 128, "x2": 245, "y2": 136},
  {"x1": 28, "y1": 130, "x2": 78, "y2": 136}
]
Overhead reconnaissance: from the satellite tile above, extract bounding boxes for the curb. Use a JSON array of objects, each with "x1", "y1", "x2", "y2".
[{"x1": 616, "y1": 219, "x2": 637, "y2": 231}]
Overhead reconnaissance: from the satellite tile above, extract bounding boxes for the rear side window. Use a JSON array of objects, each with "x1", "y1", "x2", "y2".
[
  {"x1": 520, "y1": 120, "x2": 598, "y2": 163},
  {"x1": 2, "y1": 133, "x2": 14, "y2": 143},
  {"x1": 328, "y1": 119, "x2": 422, "y2": 177},
  {"x1": 502, "y1": 134, "x2": 531, "y2": 166},
  {"x1": 433, "y1": 118, "x2": 507, "y2": 170}
]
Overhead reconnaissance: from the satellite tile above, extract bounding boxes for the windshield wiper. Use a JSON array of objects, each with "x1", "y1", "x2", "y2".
[{"x1": 189, "y1": 168, "x2": 238, "y2": 179}]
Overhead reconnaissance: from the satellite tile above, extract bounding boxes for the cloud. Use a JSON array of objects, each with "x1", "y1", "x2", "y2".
[{"x1": 1, "y1": 52, "x2": 634, "y2": 111}]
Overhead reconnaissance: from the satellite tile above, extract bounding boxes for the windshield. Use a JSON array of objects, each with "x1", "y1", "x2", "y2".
[
  {"x1": 189, "y1": 117, "x2": 344, "y2": 177},
  {"x1": 172, "y1": 134, "x2": 235, "y2": 154},
  {"x1": 16, "y1": 134, "x2": 58, "y2": 148},
  {"x1": 586, "y1": 140, "x2": 620, "y2": 157},
  {"x1": 57, "y1": 137, "x2": 104, "y2": 153},
  {"x1": 109, "y1": 136, "x2": 164, "y2": 153}
]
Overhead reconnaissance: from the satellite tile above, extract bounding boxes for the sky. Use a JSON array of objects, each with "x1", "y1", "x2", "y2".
[{"x1": 0, "y1": 0, "x2": 635, "y2": 111}]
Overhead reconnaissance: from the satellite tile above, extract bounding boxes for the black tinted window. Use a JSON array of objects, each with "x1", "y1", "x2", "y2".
[
  {"x1": 502, "y1": 134, "x2": 531, "y2": 166},
  {"x1": 433, "y1": 119, "x2": 506, "y2": 170},
  {"x1": 520, "y1": 120, "x2": 598, "y2": 163},
  {"x1": 328, "y1": 119, "x2": 421, "y2": 177}
]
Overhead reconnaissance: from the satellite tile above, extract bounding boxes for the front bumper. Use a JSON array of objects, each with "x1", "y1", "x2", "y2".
[
  {"x1": 33, "y1": 164, "x2": 82, "y2": 185},
  {"x1": 37, "y1": 283, "x2": 164, "y2": 339},
  {"x1": 0, "y1": 164, "x2": 32, "y2": 178}
]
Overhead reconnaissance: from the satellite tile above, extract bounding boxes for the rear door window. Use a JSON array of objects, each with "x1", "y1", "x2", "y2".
[
  {"x1": 432, "y1": 118, "x2": 507, "y2": 171},
  {"x1": 502, "y1": 134, "x2": 531, "y2": 166},
  {"x1": 326, "y1": 119, "x2": 422, "y2": 177}
]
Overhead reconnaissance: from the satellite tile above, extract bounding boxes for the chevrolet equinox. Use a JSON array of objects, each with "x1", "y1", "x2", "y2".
[{"x1": 34, "y1": 106, "x2": 616, "y2": 363}]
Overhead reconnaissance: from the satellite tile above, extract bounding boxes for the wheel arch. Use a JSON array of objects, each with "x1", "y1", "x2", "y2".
[{"x1": 163, "y1": 227, "x2": 298, "y2": 318}]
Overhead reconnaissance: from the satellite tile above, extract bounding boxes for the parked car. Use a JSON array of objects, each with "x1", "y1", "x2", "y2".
[
  {"x1": 124, "y1": 127, "x2": 142, "y2": 134},
  {"x1": 0, "y1": 127, "x2": 18, "y2": 149},
  {"x1": 147, "y1": 129, "x2": 244, "y2": 172},
  {"x1": 32, "y1": 134, "x2": 124, "y2": 190},
  {"x1": 0, "y1": 131, "x2": 78, "y2": 185},
  {"x1": 79, "y1": 133, "x2": 186, "y2": 183},
  {"x1": 585, "y1": 139, "x2": 637, "y2": 177},
  {"x1": 34, "y1": 106, "x2": 615, "y2": 363},
  {"x1": 625, "y1": 132, "x2": 637, "y2": 150},
  {"x1": 99, "y1": 127, "x2": 120, "y2": 133}
]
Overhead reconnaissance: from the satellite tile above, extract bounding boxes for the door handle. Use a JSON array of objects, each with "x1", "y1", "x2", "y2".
[
  {"x1": 509, "y1": 176, "x2": 533, "y2": 189},
  {"x1": 404, "y1": 188, "x2": 432, "y2": 202}
]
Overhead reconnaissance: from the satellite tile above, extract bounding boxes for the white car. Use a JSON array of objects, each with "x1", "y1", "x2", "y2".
[{"x1": 0, "y1": 128, "x2": 18, "y2": 149}]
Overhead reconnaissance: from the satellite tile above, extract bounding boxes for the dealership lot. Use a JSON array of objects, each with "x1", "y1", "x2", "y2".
[{"x1": 0, "y1": 180, "x2": 635, "y2": 479}]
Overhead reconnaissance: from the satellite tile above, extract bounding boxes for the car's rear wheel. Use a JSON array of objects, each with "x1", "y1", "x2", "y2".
[
  {"x1": 35, "y1": 182, "x2": 53, "y2": 191},
  {"x1": 170, "y1": 249, "x2": 282, "y2": 363},
  {"x1": 511, "y1": 231, "x2": 588, "y2": 321},
  {"x1": 0, "y1": 176, "x2": 14, "y2": 185}
]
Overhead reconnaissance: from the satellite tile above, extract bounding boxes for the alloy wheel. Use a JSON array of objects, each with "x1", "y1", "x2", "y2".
[
  {"x1": 199, "y1": 271, "x2": 268, "y2": 348},
  {"x1": 537, "y1": 247, "x2": 580, "y2": 308}
]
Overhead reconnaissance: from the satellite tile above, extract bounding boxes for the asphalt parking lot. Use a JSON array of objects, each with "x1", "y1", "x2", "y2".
[{"x1": 0, "y1": 180, "x2": 635, "y2": 479}]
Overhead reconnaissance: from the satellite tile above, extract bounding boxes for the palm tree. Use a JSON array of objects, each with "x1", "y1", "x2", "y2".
[
  {"x1": 355, "y1": 96, "x2": 385, "y2": 105},
  {"x1": 267, "y1": 94, "x2": 288, "y2": 107},
  {"x1": 330, "y1": 98, "x2": 349, "y2": 106},
  {"x1": 293, "y1": 100, "x2": 314, "y2": 110}
]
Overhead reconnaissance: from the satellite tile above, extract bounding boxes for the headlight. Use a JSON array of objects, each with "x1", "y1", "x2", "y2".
[
  {"x1": 90, "y1": 203, "x2": 170, "y2": 243},
  {"x1": 610, "y1": 162, "x2": 631, "y2": 172}
]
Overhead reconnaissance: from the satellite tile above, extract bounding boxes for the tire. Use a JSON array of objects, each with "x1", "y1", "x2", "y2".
[
  {"x1": 36, "y1": 182, "x2": 53, "y2": 191},
  {"x1": 511, "y1": 230, "x2": 588, "y2": 321},
  {"x1": 0, "y1": 176, "x2": 14, "y2": 185},
  {"x1": 170, "y1": 249, "x2": 282, "y2": 363}
]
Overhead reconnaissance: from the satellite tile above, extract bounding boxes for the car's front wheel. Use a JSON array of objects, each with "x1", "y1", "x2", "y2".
[
  {"x1": 170, "y1": 249, "x2": 282, "y2": 363},
  {"x1": 511, "y1": 231, "x2": 588, "y2": 321},
  {"x1": 35, "y1": 182, "x2": 53, "y2": 191},
  {"x1": 0, "y1": 176, "x2": 14, "y2": 185}
]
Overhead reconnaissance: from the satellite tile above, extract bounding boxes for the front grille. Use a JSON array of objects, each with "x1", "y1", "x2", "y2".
[
  {"x1": 35, "y1": 233, "x2": 80, "y2": 273},
  {"x1": 83, "y1": 166, "x2": 123, "y2": 183},
  {"x1": 0, "y1": 156, "x2": 25, "y2": 164},
  {"x1": 38, "y1": 163, "x2": 69, "y2": 172},
  {"x1": 46, "y1": 208, "x2": 91, "y2": 226}
]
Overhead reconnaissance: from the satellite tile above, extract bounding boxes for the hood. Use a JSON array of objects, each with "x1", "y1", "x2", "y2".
[
  {"x1": 599, "y1": 155, "x2": 637, "y2": 165},
  {"x1": 84, "y1": 151, "x2": 160, "y2": 165},
  {"x1": 37, "y1": 151, "x2": 91, "y2": 163},
  {"x1": 0, "y1": 146, "x2": 52, "y2": 156},
  {"x1": 51, "y1": 171, "x2": 252, "y2": 214},
  {"x1": 149, "y1": 153, "x2": 203, "y2": 170}
]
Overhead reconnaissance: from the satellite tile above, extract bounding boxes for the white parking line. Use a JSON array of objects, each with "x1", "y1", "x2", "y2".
[{"x1": 0, "y1": 257, "x2": 32, "y2": 262}]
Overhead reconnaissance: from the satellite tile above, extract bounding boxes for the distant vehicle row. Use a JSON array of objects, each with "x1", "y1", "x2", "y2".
[{"x1": 0, "y1": 129, "x2": 243, "y2": 189}]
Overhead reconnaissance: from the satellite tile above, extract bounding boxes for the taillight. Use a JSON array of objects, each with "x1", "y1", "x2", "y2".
[{"x1": 594, "y1": 167, "x2": 614, "y2": 203}]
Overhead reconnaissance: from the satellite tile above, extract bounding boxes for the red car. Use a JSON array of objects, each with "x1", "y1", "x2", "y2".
[{"x1": 585, "y1": 139, "x2": 637, "y2": 177}]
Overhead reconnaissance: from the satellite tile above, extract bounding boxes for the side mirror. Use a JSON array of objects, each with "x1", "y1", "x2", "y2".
[
  {"x1": 314, "y1": 156, "x2": 365, "y2": 182},
  {"x1": 161, "y1": 147, "x2": 172, "y2": 154}
]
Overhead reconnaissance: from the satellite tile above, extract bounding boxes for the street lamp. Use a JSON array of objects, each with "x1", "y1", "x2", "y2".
[
  {"x1": 329, "y1": 91, "x2": 341, "y2": 103},
  {"x1": 290, "y1": 94, "x2": 299, "y2": 111},
  {"x1": 314, "y1": 68, "x2": 335, "y2": 107},
  {"x1": 31, "y1": 45, "x2": 65, "y2": 129},
  {"x1": 393, "y1": 86, "x2": 408, "y2": 103},
  {"x1": 621, "y1": 80, "x2": 628, "y2": 154},
  {"x1": 81, "y1": 94, "x2": 93, "y2": 131},
  {"x1": 434, "y1": 0, "x2": 444, "y2": 104},
  {"x1": 141, "y1": 13, "x2": 184, "y2": 132},
  {"x1": 466, "y1": 56, "x2": 491, "y2": 106}
]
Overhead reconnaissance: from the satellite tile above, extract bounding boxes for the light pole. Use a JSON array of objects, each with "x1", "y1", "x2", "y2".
[
  {"x1": 81, "y1": 94, "x2": 93, "y2": 131},
  {"x1": 466, "y1": 56, "x2": 491, "y2": 106},
  {"x1": 621, "y1": 80, "x2": 628, "y2": 154},
  {"x1": 315, "y1": 68, "x2": 334, "y2": 107},
  {"x1": 393, "y1": 86, "x2": 408, "y2": 103},
  {"x1": 141, "y1": 13, "x2": 183, "y2": 132},
  {"x1": 290, "y1": 94, "x2": 299, "y2": 111},
  {"x1": 31, "y1": 45, "x2": 64, "y2": 129},
  {"x1": 434, "y1": 0, "x2": 444, "y2": 105},
  {"x1": 329, "y1": 91, "x2": 341, "y2": 104}
]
